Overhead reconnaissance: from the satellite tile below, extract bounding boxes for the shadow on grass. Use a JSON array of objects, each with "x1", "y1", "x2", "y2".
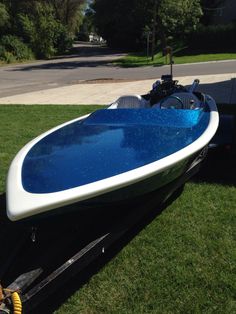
[
  {"x1": 27, "y1": 187, "x2": 183, "y2": 314},
  {"x1": 1, "y1": 150, "x2": 235, "y2": 313},
  {"x1": 0, "y1": 180, "x2": 183, "y2": 314},
  {"x1": 192, "y1": 80, "x2": 236, "y2": 186},
  {"x1": 1, "y1": 145, "x2": 235, "y2": 313},
  {"x1": 193, "y1": 147, "x2": 236, "y2": 186}
]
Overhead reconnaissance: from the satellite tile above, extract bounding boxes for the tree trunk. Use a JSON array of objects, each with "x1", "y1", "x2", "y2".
[
  {"x1": 151, "y1": 0, "x2": 157, "y2": 61},
  {"x1": 159, "y1": 22, "x2": 167, "y2": 54}
]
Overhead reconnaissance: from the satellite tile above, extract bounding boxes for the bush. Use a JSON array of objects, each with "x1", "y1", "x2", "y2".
[
  {"x1": 0, "y1": 3, "x2": 10, "y2": 31},
  {"x1": 18, "y1": 3, "x2": 73, "y2": 58},
  {"x1": 0, "y1": 35, "x2": 34, "y2": 62},
  {"x1": 18, "y1": 7, "x2": 57, "y2": 59},
  {"x1": 0, "y1": 45, "x2": 15, "y2": 64},
  {"x1": 54, "y1": 24, "x2": 73, "y2": 55},
  {"x1": 187, "y1": 24, "x2": 236, "y2": 51}
]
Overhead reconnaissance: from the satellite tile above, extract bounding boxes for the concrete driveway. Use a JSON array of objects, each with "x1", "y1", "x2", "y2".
[{"x1": 0, "y1": 73, "x2": 235, "y2": 106}]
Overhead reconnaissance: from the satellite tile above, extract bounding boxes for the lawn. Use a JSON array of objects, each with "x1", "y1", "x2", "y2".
[
  {"x1": 114, "y1": 51, "x2": 236, "y2": 67},
  {"x1": 0, "y1": 105, "x2": 235, "y2": 313}
]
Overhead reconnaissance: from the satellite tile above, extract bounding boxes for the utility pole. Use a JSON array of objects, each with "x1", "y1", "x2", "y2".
[{"x1": 151, "y1": 0, "x2": 158, "y2": 61}]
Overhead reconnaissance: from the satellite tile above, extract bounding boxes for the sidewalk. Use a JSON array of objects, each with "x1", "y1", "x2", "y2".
[{"x1": 0, "y1": 73, "x2": 235, "y2": 105}]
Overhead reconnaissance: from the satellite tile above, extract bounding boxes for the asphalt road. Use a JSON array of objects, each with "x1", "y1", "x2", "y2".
[{"x1": 0, "y1": 43, "x2": 236, "y2": 98}]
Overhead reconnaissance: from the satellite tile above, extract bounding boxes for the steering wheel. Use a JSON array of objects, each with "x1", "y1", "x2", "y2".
[{"x1": 160, "y1": 95, "x2": 184, "y2": 109}]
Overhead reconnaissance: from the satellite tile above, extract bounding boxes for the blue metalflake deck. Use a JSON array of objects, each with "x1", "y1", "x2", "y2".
[{"x1": 22, "y1": 109, "x2": 209, "y2": 194}]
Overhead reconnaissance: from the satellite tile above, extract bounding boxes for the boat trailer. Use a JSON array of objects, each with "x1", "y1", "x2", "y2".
[{"x1": 0, "y1": 159, "x2": 202, "y2": 314}]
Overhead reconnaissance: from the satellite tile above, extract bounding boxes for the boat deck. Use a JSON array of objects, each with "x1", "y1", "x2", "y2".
[{"x1": 22, "y1": 109, "x2": 209, "y2": 194}]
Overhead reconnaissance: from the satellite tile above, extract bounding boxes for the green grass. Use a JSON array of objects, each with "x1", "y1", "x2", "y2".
[
  {"x1": 54, "y1": 183, "x2": 236, "y2": 314},
  {"x1": 115, "y1": 51, "x2": 236, "y2": 67},
  {"x1": 0, "y1": 105, "x2": 235, "y2": 313}
]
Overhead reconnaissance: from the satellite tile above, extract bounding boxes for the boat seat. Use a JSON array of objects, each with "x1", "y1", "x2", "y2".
[
  {"x1": 153, "y1": 92, "x2": 201, "y2": 110},
  {"x1": 109, "y1": 95, "x2": 149, "y2": 109}
]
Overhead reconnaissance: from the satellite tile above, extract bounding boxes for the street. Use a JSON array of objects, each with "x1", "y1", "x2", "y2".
[{"x1": 0, "y1": 43, "x2": 236, "y2": 98}]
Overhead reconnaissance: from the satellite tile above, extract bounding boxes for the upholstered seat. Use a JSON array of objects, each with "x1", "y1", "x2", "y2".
[{"x1": 109, "y1": 95, "x2": 149, "y2": 109}]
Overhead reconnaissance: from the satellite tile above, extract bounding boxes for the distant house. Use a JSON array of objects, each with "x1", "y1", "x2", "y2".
[{"x1": 210, "y1": 0, "x2": 236, "y2": 24}]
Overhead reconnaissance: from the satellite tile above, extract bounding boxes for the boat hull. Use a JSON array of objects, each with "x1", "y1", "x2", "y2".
[
  {"x1": 17, "y1": 148, "x2": 205, "y2": 222},
  {"x1": 6, "y1": 98, "x2": 219, "y2": 221},
  {"x1": 83, "y1": 156, "x2": 190, "y2": 204}
]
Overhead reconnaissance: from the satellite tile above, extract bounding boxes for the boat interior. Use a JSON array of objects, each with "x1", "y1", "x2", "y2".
[{"x1": 109, "y1": 77, "x2": 206, "y2": 111}]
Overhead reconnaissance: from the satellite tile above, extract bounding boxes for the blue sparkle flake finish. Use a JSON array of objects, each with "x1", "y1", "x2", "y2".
[{"x1": 22, "y1": 109, "x2": 209, "y2": 194}]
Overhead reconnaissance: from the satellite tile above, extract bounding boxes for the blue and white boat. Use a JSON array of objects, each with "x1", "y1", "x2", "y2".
[{"x1": 6, "y1": 76, "x2": 219, "y2": 221}]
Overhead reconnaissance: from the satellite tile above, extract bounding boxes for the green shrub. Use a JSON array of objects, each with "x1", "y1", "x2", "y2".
[
  {"x1": 18, "y1": 3, "x2": 73, "y2": 59},
  {"x1": 0, "y1": 3, "x2": 9, "y2": 30},
  {"x1": 54, "y1": 24, "x2": 73, "y2": 55},
  {"x1": 18, "y1": 7, "x2": 56, "y2": 59},
  {"x1": 187, "y1": 24, "x2": 236, "y2": 51},
  {"x1": 2, "y1": 52, "x2": 17, "y2": 63},
  {"x1": 0, "y1": 45, "x2": 15, "y2": 64},
  {"x1": 0, "y1": 44, "x2": 6, "y2": 57},
  {"x1": 0, "y1": 35, "x2": 34, "y2": 62}
]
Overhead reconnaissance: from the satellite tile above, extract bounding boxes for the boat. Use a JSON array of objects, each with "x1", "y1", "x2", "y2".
[{"x1": 6, "y1": 75, "x2": 219, "y2": 221}]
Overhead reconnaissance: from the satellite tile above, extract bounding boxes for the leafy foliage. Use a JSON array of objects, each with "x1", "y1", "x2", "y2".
[
  {"x1": 0, "y1": 0, "x2": 86, "y2": 61},
  {"x1": 157, "y1": 0, "x2": 202, "y2": 47},
  {"x1": 92, "y1": 0, "x2": 203, "y2": 49},
  {"x1": 0, "y1": 35, "x2": 34, "y2": 63},
  {"x1": 18, "y1": 2, "x2": 68, "y2": 58},
  {"x1": 93, "y1": 0, "x2": 153, "y2": 49},
  {"x1": 51, "y1": 0, "x2": 86, "y2": 34},
  {"x1": 79, "y1": 7, "x2": 96, "y2": 40},
  {"x1": 0, "y1": 2, "x2": 10, "y2": 31},
  {"x1": 187, "y1": 23, "x2": 236, "y2": 51}
]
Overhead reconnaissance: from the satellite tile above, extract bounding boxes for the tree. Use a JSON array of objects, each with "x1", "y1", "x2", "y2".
[
  {"x1": 50, "y1": 0, "x2": 86, "y2": 34},
  {"x1": 200, "y1": 0, "x2": 225, "y2": 25},
  {"x1": 92, "y1": 0, "x2": 202, "y2": 50},
  {"x1": 18, "y1": 2, "x2": 62, "y2": 58},
  {"x1": 18, "y1": 1, "x2": 81, "y2": 58},
  {"x1": 0, "y1": 2, "x2": 10, "y2": 32},
  {"x1": 81, "y1": 7, "x2": 96, "y2": 34},
  {"x1": 155, "y1": 0, "x2": 202, "y2": 49},
  {"x1": 4, "y1": 0, "x2": 86, "y2": 35},
  {"x1": 93, "y1": 0, "x2": 153, "y2": 48},
  {"x1": 0, "y1": 0, "x2": 87, "y2": 61}
]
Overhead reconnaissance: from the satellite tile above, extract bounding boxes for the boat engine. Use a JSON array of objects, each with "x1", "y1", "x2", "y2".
[{"x1": 149, "y1": 75, "x2": 188, "y2": 106}]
